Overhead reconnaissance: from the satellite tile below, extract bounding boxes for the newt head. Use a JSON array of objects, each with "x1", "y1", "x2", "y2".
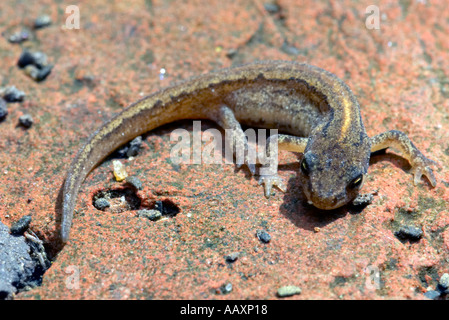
[{"x1": 298, "y1": 130, "x2": 371, "y2": 210}]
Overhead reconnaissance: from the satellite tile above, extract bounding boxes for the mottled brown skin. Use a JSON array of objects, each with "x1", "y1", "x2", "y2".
[{"x1": 61, "y1": 61, "x2": 436, "y2": 242}]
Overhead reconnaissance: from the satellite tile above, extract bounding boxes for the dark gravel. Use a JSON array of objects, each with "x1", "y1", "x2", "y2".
[
  {"x1": 9, "y1": 215, "x2": 31, "y2": 235},
  {"x1": 126, "y1": 176, "x2": 143, "y2": 190},
  {"x1": 394, "y1": 225, "x2": 423, "y2": 241},
  {"x1": 0, "y1": 221, "x2": 40, "y2": 299},
  {"x1": 94, "y1": 198, "x2": 111, "y2": 211},
  {"x1": 34, "y1": 15, "x2": 52, "y2": 29},
  {"x1": 0, "y1": 99, "x2": 7, "y2": 121},
  {"x1": 2, "y1": 86, "x2": 25, "y2": 102},
  {"x1": 256, "y1": 230, "x2": 271, "y2": 243},
  {"x1": 18, "y1": 114, "x2": 33, "y2": 128}
]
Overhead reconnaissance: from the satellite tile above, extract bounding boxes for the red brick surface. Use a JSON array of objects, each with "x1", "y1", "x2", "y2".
[{"x1": 0, "y1": 0, "x2": 448, "y2": 299}]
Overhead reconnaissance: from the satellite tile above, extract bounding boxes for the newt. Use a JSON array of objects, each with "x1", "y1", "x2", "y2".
[{"x1": 60, "y1": 61, "x2": 437, "y2": 242}]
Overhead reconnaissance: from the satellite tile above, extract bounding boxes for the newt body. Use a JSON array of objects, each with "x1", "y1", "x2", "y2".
[{"x1": 61, "y1": 61, "x2": 436, "y2": 242}]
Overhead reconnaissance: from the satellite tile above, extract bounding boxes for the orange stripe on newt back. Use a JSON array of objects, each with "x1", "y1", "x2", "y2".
[{"x1": 339, "y1": 96, "x2": 354, "y2": 140}]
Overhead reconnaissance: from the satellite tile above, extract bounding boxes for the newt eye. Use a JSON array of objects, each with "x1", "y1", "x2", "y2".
[
  {"x1": 348, "y1": 174, "x2": 363, "y2": 189},
  {"x1": 300, "y1": 158, "x2": 310, "y2": 175}
]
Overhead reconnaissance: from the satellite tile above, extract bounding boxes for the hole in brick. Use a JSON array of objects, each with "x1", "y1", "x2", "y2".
[
  {"x1": 152, "y1": 199, "x2": 180, "y2": 218},
  {"x1": 92, "y1": 188, "x2": 141, "y2": 213}
]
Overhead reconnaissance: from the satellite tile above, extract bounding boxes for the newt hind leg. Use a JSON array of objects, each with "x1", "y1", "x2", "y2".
[
  {"x1": 212, "y1": 105, "x2": 307, "y2": 197},
  {"x1": 213, "y1": 104, "x2": 257, "y2": 174},
  {"x1": 370, "y1": 130, "x2": 437, "y2": 187}
]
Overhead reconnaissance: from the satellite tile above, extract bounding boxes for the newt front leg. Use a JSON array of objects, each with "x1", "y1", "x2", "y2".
[
  {"x1": 370, "y1": 130, "x2": 437, "y2": 186},
  {"x1": 258, "y1": 134, "x2": 308, "y2": 197}
]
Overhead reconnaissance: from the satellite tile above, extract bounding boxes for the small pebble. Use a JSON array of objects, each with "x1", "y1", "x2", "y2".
[
  {"x1": 264, "y1": 3, "x2": 281, "y2": 14},
  {"x1": 126, "y1": 136, "x2": 143, "y2": 157},
  {"x1": 281, "y1": 41, "x2": 300, "y2": 55},
  {"x1": 34, "y1": 15, "x2": 52, "y2": 29},
  {"x1": 17, "y1": 51, "x2": 35, "y2": 68},
  {"x1": 136, "y1": 209, "x2": 162, "y2": 221},
  {"x1": 438, "y1": 273, "x2": 449, "y2": 290},
  {"x1": 225, "y1": 48, "x2": 238, "y2": 59},
  {"x1": 24, "y1": 64, "x2": 53, "y2": 82},
  {"x1": 10, "y1": 215, "x2": 32, "y2": 236},
  {"x1": 8, "y1": 30, "x2": 30, "y2": 44},
  {"x1": 394, "y1": 225, "x2": 423, "y2": 241},
  {"x1": 116, "y1": 146, "x2": 129, "y2": 158},
  {"x1": 1, "y1": 86, "x2": 25, "y2": 102},
  {"x1": 24, "y1": 65, "x2": 40, "y2": 79},
  {"x1": 19, "y1": 114, "x2": 33, "y2": 128},
  {"x1": 218, "y1": 283, "x2": 232, "y2": 294},
  {"x1": 112, "y1": 160, "x2": 128, "y2": 181},
  {"x1": 116, "y1": 136, "x2": 143, "y2": 158},
  {"x1": 277, "y1": 285, "x2": 302, "y2": 297},
  {"x1": 0, "y1": 98, "x2": 8, "y2": 121},
  {"x1": 18, "y1": 51, "x2": 48, "y2": 69},
  {"x1": 35, "y1": 64, "x2": 53, "y2": 81},
  {"x1": 94, "y1": 198, "x2": 110, "y2": 210},
  {"x1": 423, "y1": 290, "x2": 440, "y2": 300},
  {"x1": 126, "y1": 176, "x2": 143, "y2": 190},
  {"x1": 352, "y1": 193, "x2": 374, "y2": 207},
  {"x1": 225, "y1": 252, "x2": 239, "y2": 263},
  {"x1": 256, "y1": 230, "x2": 271, "y2": 243}
]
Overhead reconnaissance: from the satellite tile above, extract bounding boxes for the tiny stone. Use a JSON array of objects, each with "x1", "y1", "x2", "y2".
[
  {"x1": 94, "y1": 198, "x2": 110, "y2": 210},
  {"x1": 2, "y1": 86, "x2": 25, "y2": 102},
  {"x1": 126, "y1": 136, "x2": 143, "y2": 157},
  {"x1": 281, "y1": 41, "x2": 300, "y2": 56},
  {"x1": 33, "y1": 65, "x2": 53, "y2": 82},
  {"x1": 112, "y1": 160, "x2": 128, "y2": 181},
  {"x1": 126, "y1": 176, "x2": 143, "y2": 190},
  {"x1": 0, "y1": 99, "x2": 8, "y2": 121},
  {"x1": 8, "y1": 30, "x2": 30, "y2": 44},
  {"x1": 34, "y1": 15, "x2": 52, "y2": 29},
  {"x1": 10, "y1": 215, "x2": 32, "y2": 235},
  {"x1": 116, "y1": 145, "x2": 129, "y2": 158},
  {"x1": 30, "y1": 52, "x2": 48, "y2": 68},
  {"x1": 394, "y1": 225, "x2": 423, "y2": 241},
  {"x1": 17, "y1": 51, "x2": 34, "y2": 68},
  {"x1": 256, "y1": 230, "x2": 271, "y2": 243},
  {"x1": 438, "y1": 273, "x2": 449, "y2": 289},
  {"x1": 24, "y1": 65, "x2": 40, "y2": 80},
  {"x1": 277, "y1": 285, "x2": 302, "y2": 297},
  {"x1": 19, "y1": 114, "x2": 33, "y2": 128},
  {"x1": 0, "y1": 220, "x2": 41, "y2": 298},
  {"x1": 225, "y1": 252, "x2": 239, "y2": 263},
  {"x1": 154, "y1": 200, "x2": 164, "y2": 213},
  {"x1": 219, "y1": 282, "x2": 232, "y2": 294},
  {"x1": 136, "y1": 209, "x2": 162, "y2": 221},
  {"x1": 116, "y1": 136, "x2": 143, "y2": 158},
  {"x1": 264, "y1": 3, "x2": 280, "y2": 13},
  {"x1": 225, "y1": 48, "x2": 238, "y2": 59},
  {"x1": 423, "y1": 290, "x2": 440, "y2": 300},
  {"x1": 18, "y1": 51, "x2": 48, "y2": 69},
  {"x1": 352, "y1": 193, "x2": 374, "y2": 207}
]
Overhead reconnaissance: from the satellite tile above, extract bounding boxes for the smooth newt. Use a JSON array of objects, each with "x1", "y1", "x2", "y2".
[{"x1": 61, "y1": 61, "x2": 437, "y2": 242}]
